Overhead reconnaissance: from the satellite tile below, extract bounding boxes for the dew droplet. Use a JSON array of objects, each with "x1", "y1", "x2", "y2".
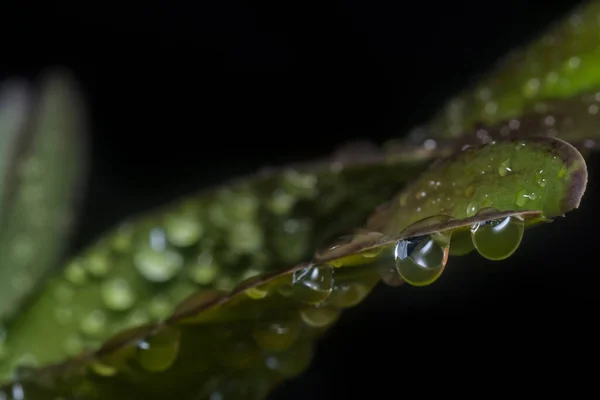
[
  {"x1": 329, "y1": 282, "x2": 370, "y2": 308},
  {"x1": 64, "y1": 260, "x2": 88, "y2": 286},
  {"x1": 136, "y1": 326, "x2": 181, "y2": 373},
  {"x1": 498, "y1": 158, "x2": 512, "y2": 177},
  {"x1": 164, "y1": 214, "x2": 203, "y2": 247},
  {"x1": 101, "y1": 278, "x2": 136, "y2": 312},
  {"x1": 300, "y1": 304, "x2": 340, "y2": 328},
  {"x1": 515, "y1": 188, "x2": 536, "y2": 207},
  {"x1": 79, "y1": 310, "x2": 107, "y2": 338},
  {"x1": 134, "y1": 247, "x2": 183, "y2": 283},
  {"x1": 90, "y1": 362, "x2": 118, "y2": 377},
  {"x1": 466, "y1": 202, "x2": 479, "y2": 217},
  {"x1": 252, "y1": 320, "x2": 302, "y2": 352},
  {"x1": 291, "y1": 265, "x2": 334, "y2": 304},
  {"x1": 470, "y1": 215, "x2": 524, "y2": 260},
  {"x1": 84, "y1": 252, "x2": 110, "y2": 278},
  {"x1": 394, "y1": 235, "x2": 449, "y2": 286},
  {"x1": 188, "y1": 252, "x2": 218, "y2": 285},
  {"x1": 536, "y1": 169, "x2": 547, "y2": 188}
]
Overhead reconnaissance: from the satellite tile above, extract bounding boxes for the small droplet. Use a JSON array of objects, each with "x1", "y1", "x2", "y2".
[
  {"x1": 470, "y1": 215, "x2": 524, "y2": 260},
  {"x1": 188, "y1": 252, "x2": 218, "y2": 285},
  {"x1": 394, "y1": 235, "x2": 449, "y2": 286},
  {"x1": 515, "y1": 188, "x2": 536, "y2": 207},
  {"x1": 300, "y1": 304, "x2": 340, "y2": 328},
  {"x1": 79, "y1": 310, "x2": 107, "y2": 338},
  {"x1": 536, "y1": 169, "x2": 547, "y2": 188},
  {"x1": 136, "y1": 326, "x2": 181, "y2": 373},
  {"x1": 134, "y1": 248, "x2": 183, "y2": 283},
  {"x1": 291, "y1": 265, "x2": 334, "y2": 304},
  {"x1": 267, "y1": 190, "x2": 296, "y2": 215},
  {"x1": 498, "y1": 159, "x2": 512, "y2": 177},
  {"x1": 252, "y1": 320, "x2": 301, "y2": 352},
  {"x1": 164, "y1": 214, "x2": 203, "y2": 247},
  {"x1": 466, "y1": 202, "x2": 479, "y2": 217},
  {"x1": 64, "y1": 260, "x2": 88, "y2": 286},
  {"x1": 329, "y1": 282, "x2": 370, "y2": 308},
  {"x1": 101, "y1": 278, "x2": 136, "y2": 311},
  {"x1": 84, "y1": 252, "x2": 110, "y2": 278},
  {"x1": 90, "y1": 362, "x2": 118, "y2": 377}
]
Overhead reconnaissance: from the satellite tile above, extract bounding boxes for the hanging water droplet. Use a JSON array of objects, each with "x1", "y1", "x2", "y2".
[
  {"x1": 101, "y1": 278, "x2": 136, "y2": 312},
  {"x1": 134, "y1": 247, "x2": 183, "y2": 283},
  {"x1": 329, "y1": 282, "x2": 370, "y2": 308},
  {"x1": 299, "y1": 304, "x2": 340, "y2": 328},
  {"x1": 448, "y1": 228, "x2": 475, "y2": 256},
  {"x1": 291, "y1": 265, "x2": 334, "y2": 304},
  {"x1": 136, "y1": 326, "x2": 181, "y2": 373},
  {"x1": 378, "y1": 268, "x2": 405, "y2": 287},
  {"x1": 394, "y1": 234, "x2": 449, "y2": 286},
  {"x1": 252, "y1": 320, "x2": 302, "y2": 352},
  {"x1": 470, "y1": 215, "x2": 524, "y2": 260},
  {"x1": 498, "y1": 158, "x2": 512, "y2": 177}
]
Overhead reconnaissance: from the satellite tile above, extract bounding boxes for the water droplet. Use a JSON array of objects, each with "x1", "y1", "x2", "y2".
[
  {"x1": 329, "y1": 282, "x2": 370, "y2": 308},
  {"x1": 515, "y1": 188, "x2": 536, "y2": 207},
  {"x1": 84, "y1": 252, "x2": 110, "y2": 278},
  {"x1": 267, "y1": 190, "x2": 296, "y2": 216},
  {"x1": 90, "y1": 362, "x2": 118, "y2": 377},
  {"x1": 470, "y1": 215, "x2": 524, "y2": 260},
  {"x1": 136, "y1": 326, "x2": 181, "y2": 373},
  {"x1": 498, "y1": 159, "x2": 512, "y2": 177},
  {"x1": 448, "y1": 228, "x2": 475, "y2": 256},
  {"x1": 394, "y1": 235, "x2": 449, "y2": 286},
  {"x1": 64, "y1": 260, "x2": 88, "y2": 286},
  {"x1": 299, "y1": 304, "x2": 340, "y2": 328},
  {"x1": 134, "y1": 247, "x2": 183, "y2": 283},
  {"x1": 378, "y1": 268, "x2": 405, "y2": 287},
  {"x1": 101, "y1": 278, "x2": 135, "y2": 311},
  {"x1": 228, "y1": 221, "x2": 264, "y2": 253},
  {"x1": 466, "y1": 202, "x2": 479, "y2": 217},
  {"x1": 188, "y1": 252, "x2": 218, "y2": 285},
  {"x1": 265, "y1": 340, "x2": 313, "y2": 378},
  {"x1": 164, "y1": 214, "x2": 203, "y2": 247},
  {"x1": 252, "y1": 320, "x2": 302, "y2": 352},
  {"x1": 536, "y1": 169, "x2": 547, "y2": 188},
  {"x1": 291, "y1": 265, "x2": 334, "y2": 304},
  {"x1": 79, "y1": 310, "x2": 107, "y2": 338}
]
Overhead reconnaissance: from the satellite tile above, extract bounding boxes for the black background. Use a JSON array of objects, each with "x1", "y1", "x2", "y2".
[{"x1": 1, "y1": 0, "x2": 596, "y2": 398}]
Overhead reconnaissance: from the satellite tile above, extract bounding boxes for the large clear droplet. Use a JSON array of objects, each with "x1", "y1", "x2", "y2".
[
  {"x1": 291, "y1": 265, "x2": 334, "y2": 304},
  {"x1": 394, "y1": 235, "x2": 448, "y2": 286},
  {"x1": 470, "y1": 215, "x2": 524, "y2": 260}
]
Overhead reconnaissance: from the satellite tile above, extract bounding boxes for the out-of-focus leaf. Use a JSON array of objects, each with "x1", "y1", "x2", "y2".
[
  {"x1": 0, "y1": 70, "x2": 88, "y2": 324},
  {"x1": 388, "y1": 0, "x2": 600, "y2": 160},
  {"x1": 0, "y1": 136, "x2": 587, "y2": 400}
]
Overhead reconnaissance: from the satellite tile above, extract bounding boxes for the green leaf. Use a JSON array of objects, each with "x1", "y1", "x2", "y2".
[
  {"x1": 0, "y1": 136, "x2": 587, "y2": 399},
  {"x1": 386, "y1": 0, "x2": 600, "y2": 160},
  {"x1": 0, "y1": 70, "x2": 88, "y2": 323}
]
